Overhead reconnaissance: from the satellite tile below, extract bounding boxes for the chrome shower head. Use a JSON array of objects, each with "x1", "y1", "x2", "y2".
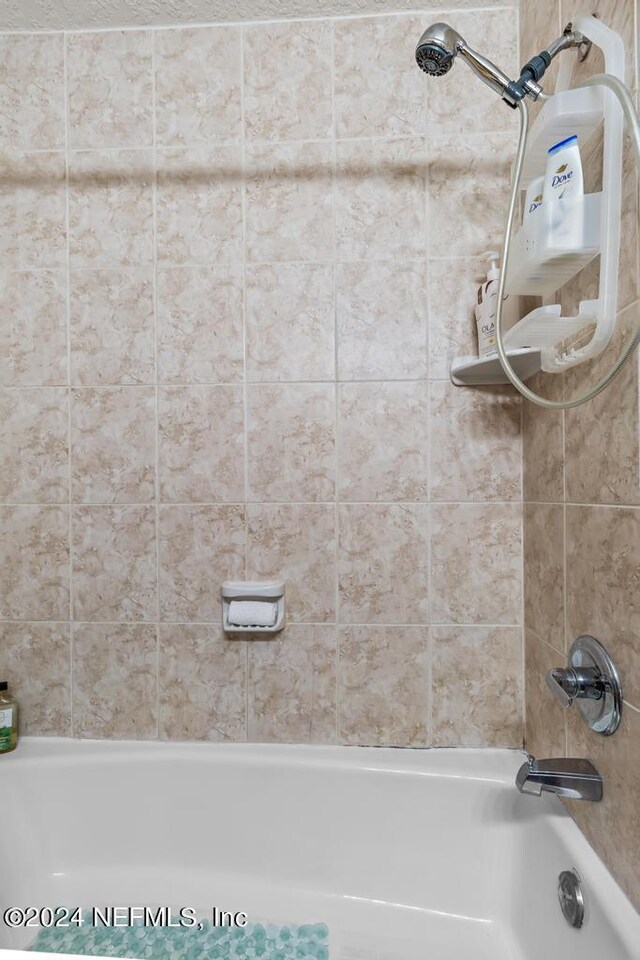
[
  {"x1": 414, "y1": 23, "x2": 463, "y2": 77},
  {"x1": 415, "y1": 21, "x2": 515, "y2": 100},
  {"x1": 415, "y1": 21, "x2": 586, "y2": 108}
]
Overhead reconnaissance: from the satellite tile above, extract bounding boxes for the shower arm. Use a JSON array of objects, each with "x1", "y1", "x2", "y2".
[
  {"x1": 501, "y1": 29, "x2": 588, "y2": 107},
  {"x1": 455, "y1": 40, "x2": 516, "y2": 101}
]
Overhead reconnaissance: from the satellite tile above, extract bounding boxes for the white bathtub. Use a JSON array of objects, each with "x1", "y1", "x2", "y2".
[{"x1": 0, "y1": 739, "x2": 638, "y2": 960}]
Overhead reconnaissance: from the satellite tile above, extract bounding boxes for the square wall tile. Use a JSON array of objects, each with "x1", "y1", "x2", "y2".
[
  {"x1": 334, "y1": 15, "x2": 426, "y2": 139},
  {"x1": 432, "y1": 625, "x2": 522, "y2": 747},
  {"x1": 428, "y1": 133, "x2": 516, "y2": 257},
  {"x1": 0, "y1": 622, "x2": 70, "y2": 736},
  {"x1": 428, "y1": 257, "x2": 484, "y2": 380},
  {"x1": 430, "y1": 382, "x2": 521, "y2": 502},
  {"x1": 247, "y1": 384, "x2": 335, "y2": 502},
  {"x1": 156, "y1": 146, "x2": 243, "y2": 266},
  {"x1": 524, "y1": 629, "x2": 567, "y2": 758},
  {"x1": 566, "y1": 505, "x2": 640, "y2": 709},
  {"x1": 66, "y1": 31, "x2": 153, "y2": 149},
  {"x1": 425, "y1": 11, "x2": 518, "y2": 133},
  {"x1": 337, "y1": 261, "x2": 427, "y2": 380},
  {"x1": 338, "y1": 625, "x2": 428, "y2": 746},
  {"x1": 70, "y1": 387, "x2": 156, "y2": 503},
  {"x1": 159, "y1": 505, "x2": 245, "y2": 623},
  {"x1": 72, "y1": 505, "x2": 157, "y2": 622},
  {"x1": 159, "y1": 625, "x2": 246, "y2": 742},
  {"x1": 245, "y1": 141, "x2": 333, "y2": 263},
  {"x1": 68, "y1": 150, "x2": 154, "y2": 268},
  {"x1": 565, "y1": 306, "x2": 639, "y2": 505},
  {"x1": 338, "y1": 504, "x2": 428, "y2": 624},
  {"x1": 157, "y1": 265, "x2": 244, "y2": 384},
  {"x1": 158, "y1": 386, "x2": 245, "y2": 503},
  {"x1": 0, "y1": 33, "x2": 65, "y2": 150},
  {"x1": 247, "y1": 504, "x2": 336, "y2": 623},
  {"x1": 70, "y1": 268, "x2": 155, "y2": 386},
  {"x1": 431, "y1": 503, "x2": 522, "y2": 624},
  {"x1": 335, "y1": 137, "x2": 427, "y2": 261},
  {"x1": 248, "y1": 625, "x2": 336, "y2": 743},
  {"x1": 338, "y1": 382, "x2": 428, "y2": 502},
  {"x1": 0, "y1": 152, "x2": 66, "y2": 271},
  {"x1": 243, "y1": 20, "x2": 332, "y2": 142},
  {"x1": 73, "y1": 623, "x2": 157, "y2": 739},
  {"x1": 246, "y1": 263, "x2": 335, "y2": 382},
  {"x1": 523, "y1": 372, "x2": 564, "y2": 502},
  {"x1": 0, "y1": 270, "x2": 67, "y2": 387},
  {"x1": 155, "y1": 26, "x2": 242, "y2": 146},
  {"x1": 524, "y1": 503, "x2": 564, "y2": 649},
  {"x1": 0, "y1": 506, "x2": 69, "y2": 620},
  {"x1": 0, "y1": 389, "x2": 68, "y2": 504}
]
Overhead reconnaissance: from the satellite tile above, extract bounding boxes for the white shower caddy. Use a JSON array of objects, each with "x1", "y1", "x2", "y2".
[{"x1": 451, "y1": 15, "x2": 625, "y2": 386}]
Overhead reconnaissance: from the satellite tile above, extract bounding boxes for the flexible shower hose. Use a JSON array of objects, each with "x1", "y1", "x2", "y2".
[{"x1": 495, "y1": 73, "x2": 640, "y2": 408}]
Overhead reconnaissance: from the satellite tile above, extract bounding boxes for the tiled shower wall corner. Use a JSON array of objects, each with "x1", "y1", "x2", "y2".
[
  {"x1": 520, "y1": 0, "x2": 640, "y2": 910},
  {"x1": 0, "y1": 8, "x2": 524, "y2": 749}
]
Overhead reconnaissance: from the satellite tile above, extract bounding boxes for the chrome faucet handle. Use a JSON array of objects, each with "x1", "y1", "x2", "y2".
[
  {"x1": 544, "y1": 636, "x2": 623, "y2": 736},
  {"x1": 546, "y1": 666, "x2": 603, "y2": 708}
]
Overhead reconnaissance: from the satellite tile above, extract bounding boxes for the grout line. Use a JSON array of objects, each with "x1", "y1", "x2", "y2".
[
  {"x1": 0, "y1": 499, "x2": 535, "y2": 508},
  {"x1": 2, "y1": 377, "x2": 639, "y2": 395},
  {"x1": 3, "y1": 254, "x2": 510, "y2": 274},
  {"x1": 240, "y1": 24, "x2": 251, "y2": 744},
  {"x1": 0, "y1": 499, "x2": 556, "y2": 511},
  {"x1": 424, "y1": 121, "x2": 434, "y2": 746},
  {"x1": 561, "y1": 373, "x2": 569, "y2": 755},
  {"x1": 330, "y1": 20, "x2": 340, "y2": 746},
  {"x1": 519, "y1": 379, "x2": 525, "y2": 746},
  {"x1": 0, "y1": 7, "x2": 516, "y2": 38},
  {"x1": 0, "y1": 618, "x2": 523, "y2": 628},
  {"x1": 240, "y1": 25, "x2": 250, "y2": 539},
  {"x1": 151, "y1": 31, "x2": 161, "y2": 741},
  {"x1": 62, "y1": 31, "x2": 75, "y2": 738},
  {"x1": 3, "y1": 376, "x2": 443, "y2": 388},
  {"x1": 515, "y1": 0, "x2": 525, "y2": 752}
]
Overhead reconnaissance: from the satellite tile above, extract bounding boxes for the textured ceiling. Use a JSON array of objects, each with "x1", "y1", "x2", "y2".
[{"x1": 0, "y1": 0, "x2": 515, "y2": 32}]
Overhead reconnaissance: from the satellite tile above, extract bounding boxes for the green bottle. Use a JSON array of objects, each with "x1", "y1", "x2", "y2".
[{"x1": 0, "y1": 681, "x2": 18, "y2": 753}]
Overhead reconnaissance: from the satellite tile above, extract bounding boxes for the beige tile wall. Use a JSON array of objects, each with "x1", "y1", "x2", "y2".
[
  {"x1": 0, "y1": 10, "x2": 523, "y2": 750},
  {"x1": 520, "y1": 0, "x2": 640, "y2": 911}
]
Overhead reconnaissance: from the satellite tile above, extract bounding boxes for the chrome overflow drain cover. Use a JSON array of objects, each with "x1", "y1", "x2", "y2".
[{"x1": 558, "y1": 870, "x2": 585, "y2": 929}]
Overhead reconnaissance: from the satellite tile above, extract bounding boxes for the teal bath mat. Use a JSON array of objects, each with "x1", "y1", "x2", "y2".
[{"x1": 29, "y1": 920, "x2": 329, "y2": 959}]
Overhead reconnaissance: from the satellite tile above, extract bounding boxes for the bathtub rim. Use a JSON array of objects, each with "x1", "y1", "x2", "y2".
[
  {"x1": 1, "y1": 738, "x2": 638, "y2": 958},
  {"x1": 0, "y1": 736, "x2": 528, "y2": 782}
]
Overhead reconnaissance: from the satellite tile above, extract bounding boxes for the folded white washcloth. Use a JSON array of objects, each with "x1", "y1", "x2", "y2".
[{"x1": 227, "y1": 599, "x2": 278, "y2": 628}]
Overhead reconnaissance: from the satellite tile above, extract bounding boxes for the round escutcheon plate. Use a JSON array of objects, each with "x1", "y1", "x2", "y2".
[{"x1": 569, "y1": 635, "x2": 623, "y2": 736}]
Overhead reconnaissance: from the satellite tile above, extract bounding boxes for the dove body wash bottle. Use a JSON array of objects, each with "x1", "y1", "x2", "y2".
[{"x1": 544, "y1": 135, "x2": 584, "y2": 247}]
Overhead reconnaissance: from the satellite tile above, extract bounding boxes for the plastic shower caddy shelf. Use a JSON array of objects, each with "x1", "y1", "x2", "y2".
[{"x1": 451, "y1": 14, "x2": 625, "y2": 386}]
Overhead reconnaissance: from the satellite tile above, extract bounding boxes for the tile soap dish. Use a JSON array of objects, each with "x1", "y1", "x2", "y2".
[{"x1": 221, "y1": 580, "x2": 286, "y2": 635}]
